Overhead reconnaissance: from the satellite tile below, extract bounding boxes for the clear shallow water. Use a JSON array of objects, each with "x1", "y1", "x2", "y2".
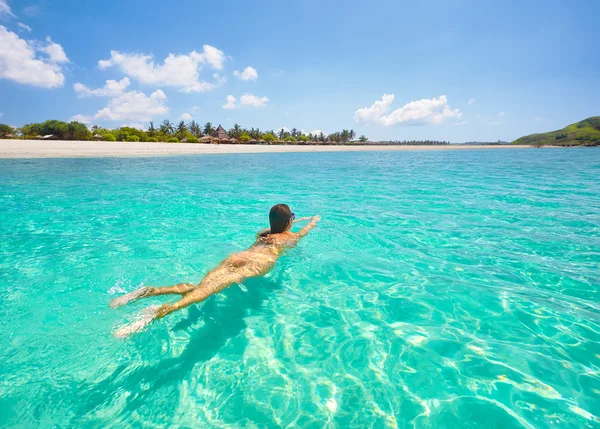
[{"x1": 0, "y1": 149, "x2": 599, "y2": 428}]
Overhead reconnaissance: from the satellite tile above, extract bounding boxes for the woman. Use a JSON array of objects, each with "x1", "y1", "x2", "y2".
[{"x1": 111, "y1": 204, "x2": 320, "y2": 336}]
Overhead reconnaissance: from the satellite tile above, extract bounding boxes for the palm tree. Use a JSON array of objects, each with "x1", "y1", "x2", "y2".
[
  {"x1": 160, "y1": 119, "x2": 174, "y2": 135},
  {"x1": 188, "y1": 120, "x2": 202, "y2": 137},
  {"x1": 147, "y1": 121, "x2": 156, "y2": 137},
  {"x1": 291, "y1": 128, "x2": 299, "y2": 138},
  {"x1": 349, "y1": 129, "x2": 356, "y2": 141},
  {"x1": 203, "y1": 122, "x2": 215, "y2": 136},
  {"x1": 230, "y1": 123, "x2": 242, "y2": 139},
  {"x1": 177, "y1": 121, "x2": 187, "y2": 137}
]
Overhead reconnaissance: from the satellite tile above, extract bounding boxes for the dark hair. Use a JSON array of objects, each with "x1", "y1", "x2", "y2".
[{"x1": 267, "y1": 204, "x2": 293, "y2": 234}]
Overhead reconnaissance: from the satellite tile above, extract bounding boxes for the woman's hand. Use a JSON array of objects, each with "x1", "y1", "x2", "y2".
[{"x1": 310, "y1": 215, "x2": 321, "y2": 225}]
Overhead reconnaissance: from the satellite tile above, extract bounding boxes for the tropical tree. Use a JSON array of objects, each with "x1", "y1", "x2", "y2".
[
  {"x1": 147, "y1": 121, "x2": 156, "y2": 137},
  {"x1": 229, "y1": 123, "x2": 242, "y2": 139},
  {"x1": 160, "y1": 120, "x2": 174, "y2": 135},
  {"x1": 176, "y1": 121, "x2": 187, "y2": 138},
  {"x1": 188, "y1": 120, "x2": 202, "y2": 137},
  {"x1": 0, "y1": 124, "x2": 16, "y2": 138},
  {"x1": 204, "y1": 122, "x2": 215, "y2": 136},
  {"x1": 263, "y1": 133, "x2": 276, "y2": 143},
  {"x1": 359, "y1": 135, "x2": 368, "y2": 142},
  {"x1": 349, "y1": 129, "x2": 356, "y2": 141}
]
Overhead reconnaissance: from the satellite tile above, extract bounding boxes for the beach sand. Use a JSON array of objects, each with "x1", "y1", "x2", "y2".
[{"x1": 0, "y1": 139, "x2": 537, "y2": 158}]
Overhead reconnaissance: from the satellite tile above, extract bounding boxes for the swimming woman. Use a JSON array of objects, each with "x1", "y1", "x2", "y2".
[{"x1": 111, "y1": 204, "x2": 320, "y2": 336}]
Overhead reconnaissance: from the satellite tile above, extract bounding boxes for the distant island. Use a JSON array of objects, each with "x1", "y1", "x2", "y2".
[{"x1": 512, "y1": 116, "x2": 600, "y2": 147}]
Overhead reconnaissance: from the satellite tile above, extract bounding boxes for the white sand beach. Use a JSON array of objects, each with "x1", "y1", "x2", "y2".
[{"x1": 0, "y1": 139, "x2": 538, "y2": 158}]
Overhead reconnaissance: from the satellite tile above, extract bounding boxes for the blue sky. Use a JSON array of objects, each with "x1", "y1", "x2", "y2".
[{"x1": 0, "y1": 0, "x2": 598, "y2": 142}]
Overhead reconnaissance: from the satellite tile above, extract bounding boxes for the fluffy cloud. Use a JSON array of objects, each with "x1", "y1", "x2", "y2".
[
  {"x1": 98, "y1": 46, "x2": 226, "y2": 92},
  {"x1": 223, "y1": 93, "x2": 268, "y2": 108},
  {"x1": 468, "y1": 98, "x2": 476, "y2": 105},
  {"x1": 240, "y1": 93, "x2": 268, "y2": 107},
  {"x1": 39, "y1": 37, "x2": 69, "y2": 63},
  {"x1": 73, "y1": 77, "x2": 130, "y2": 97},
  {"x1": 354, "y1": 94, "x2": 462, "y2": 126},
  {"x1": 17, "y1": 23, "x2": 32, "y2": 33},
  {"x1": 223, "y1": 95, "x2": 236, "y2": 109},
  {"x1": 0, "y1": 0, "x2": 14, "y2": 17},
  {"x1": 180, "y1": 112, "x2": 192, "y2": 120},
  {"x1": 234, "y1": 66, "x2": 258, "y2": 81},
  {"x1": 121, "y1": 123, "x2": 145, "y2": 130},
  {"x1": 94, "y1": 90, "x2": 168, "y2": 122},
  {"x1": 0, "y1": 26, "x2": 67, "y2": 88},
  {"x1": 70, "y1": 114, "x2": 92, "y2": 124}
]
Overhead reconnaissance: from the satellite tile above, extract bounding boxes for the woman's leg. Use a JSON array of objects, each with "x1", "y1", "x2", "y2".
[
  {"x1": 110, "y1": 282, "x2": 196, "y2": 308},
  {"x1": 155, "y1": 269, "x2": 246, "y2": 318}
]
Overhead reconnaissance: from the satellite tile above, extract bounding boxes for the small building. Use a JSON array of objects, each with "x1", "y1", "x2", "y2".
[
  {"x1": 212, "y1": 125, "x2": 229, "y2": 140},
  {"x1": 43, "y1": 134, "x2": 58, "y2": 140}
]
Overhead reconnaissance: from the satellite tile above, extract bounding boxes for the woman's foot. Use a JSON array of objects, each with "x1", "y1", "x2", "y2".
[{"x1": 110, "y1": 286, "x2": 154, "y2": 308}]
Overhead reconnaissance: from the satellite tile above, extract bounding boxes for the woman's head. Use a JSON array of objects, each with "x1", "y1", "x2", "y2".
[{"x1": 268, "y1": 204, "x2": 295, "y2": 233}]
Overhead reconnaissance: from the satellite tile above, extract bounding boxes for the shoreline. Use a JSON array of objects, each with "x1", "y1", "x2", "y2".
[{"x1": 0, "y1": 139, "x2": 551, "y2": 159}]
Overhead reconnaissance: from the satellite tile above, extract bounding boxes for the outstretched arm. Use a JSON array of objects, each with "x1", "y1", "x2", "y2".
[{"x1": 295, "y1": 215, "x2": 320, "y2": 240}]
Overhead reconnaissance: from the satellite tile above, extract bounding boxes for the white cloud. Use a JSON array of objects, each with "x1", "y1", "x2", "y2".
[
  {"x1": 180, "y1": 112, "x2": 192, "y2": 120},
  {"x1": 0, "y1": 26, "x2": 67, "y2": 88},
  {"x1": 0, "y1": 0, "x2": 15, "y2": 17},
  {"x1": 468, "y1": 98, "x2": 476, "y2": 105},
  {"x1": 17, "y1": 22, "x2": 32, "y2": 33},
  {"x1": 94, "y1": 90, "x2": 168, "y2": 122},
  {"x1": 223, "y1": 93, "x2": 269, "y2": 108},
  {"x1": 223, "y1": 95, "x2": 236, "y2": 109},
  {"x1": 499, "y1": 112, "x2": 505, "y2": 116},
  {"x1": 70, "y1": 114, "x2": 92, "y2": 124},
  {"x1": 98, "y1": 45, "x2": 226, "y2": 92},
  {"x1": 354, "y1": 94, "x2": 462, "y2": 126},
  {"x1": 308, "y1": 129, "x2": 327, "y2": 136},
  {"x1": 0, "y1": 112, "x2": 4, "y2": 117},
  {"x1": 121, "y1": 123, "x2": 145, "y2": 130},
  {"x1": 534, "y1": 116, "x2": 545, "y2": 121},
  {"x1": 39, "y1": 37, "x2": 68, "y2": 63},
  {"x1": 234, "y1": 66, "x2": 258, "y2": 81},
  {"x1": 73, "y1": 77, "x2": 130, "y2": 98},
  {"x1": 455, "y1": 121, "x2": 468, "y2": 126},
  {"x1": 239, "y1": 93, "x2": 268, "y2": 107}
]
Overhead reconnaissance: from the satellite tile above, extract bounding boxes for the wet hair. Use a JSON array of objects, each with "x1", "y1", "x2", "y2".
[{"x1": 266, "y1": 204, "x2": 293, "y2": 234}]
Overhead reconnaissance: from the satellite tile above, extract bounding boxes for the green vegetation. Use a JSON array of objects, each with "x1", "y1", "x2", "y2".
[
  {"x1": 0, "y1": 124, "x2": 16, "y2": 138},
  {"x1": 512, "y1": 117, "x2": 600, "y2": 147},
  {"x1": 1, "y1": 118, "x2": 371, "y2": 145}
]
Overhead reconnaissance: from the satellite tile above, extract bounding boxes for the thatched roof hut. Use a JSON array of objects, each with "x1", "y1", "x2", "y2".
[
  {"x1": 249, "y1": 139, "x2": 257, "y2": 144},
  {"x1": 199, "y1": 136, "x2": 212, "y2": 143},
  {"x1": 212, "y1": 125, "x2": 229, "y2": 140},
  {"x1": 93, "y1": 134, "x2": 103, "y2": 140}
]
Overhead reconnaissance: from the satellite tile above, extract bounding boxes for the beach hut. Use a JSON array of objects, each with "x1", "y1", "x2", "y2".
[
  {"x1": 212, "y1": 125, "x2": 230, "y2": 140},
  {"x1": 35, "y1": 135, "x2": 44, "y2": 140},
  {"x1": 93, "y1": 134, "x2": 103, "y2": 140},
  {"x1": 199, "y1": 136, "x2": 212, "y2": 144},
  {"x1": 43, "y1": 134, "x2": 57, "y2": 140}
]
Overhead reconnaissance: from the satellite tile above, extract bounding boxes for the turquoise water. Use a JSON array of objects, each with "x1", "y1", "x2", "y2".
[{"x1": 0, "y1": 149, "x2": 599, "y2": 428}]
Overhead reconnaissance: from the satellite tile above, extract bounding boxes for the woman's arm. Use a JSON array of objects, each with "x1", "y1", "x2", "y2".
[{"x1": 295, "y1": 215, "x2": 320, "y2": 239}]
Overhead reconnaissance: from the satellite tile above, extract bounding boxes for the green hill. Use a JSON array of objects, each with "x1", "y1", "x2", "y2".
[{"x1": 512, "y1": 116, "x2": 600, "y2": 146}]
